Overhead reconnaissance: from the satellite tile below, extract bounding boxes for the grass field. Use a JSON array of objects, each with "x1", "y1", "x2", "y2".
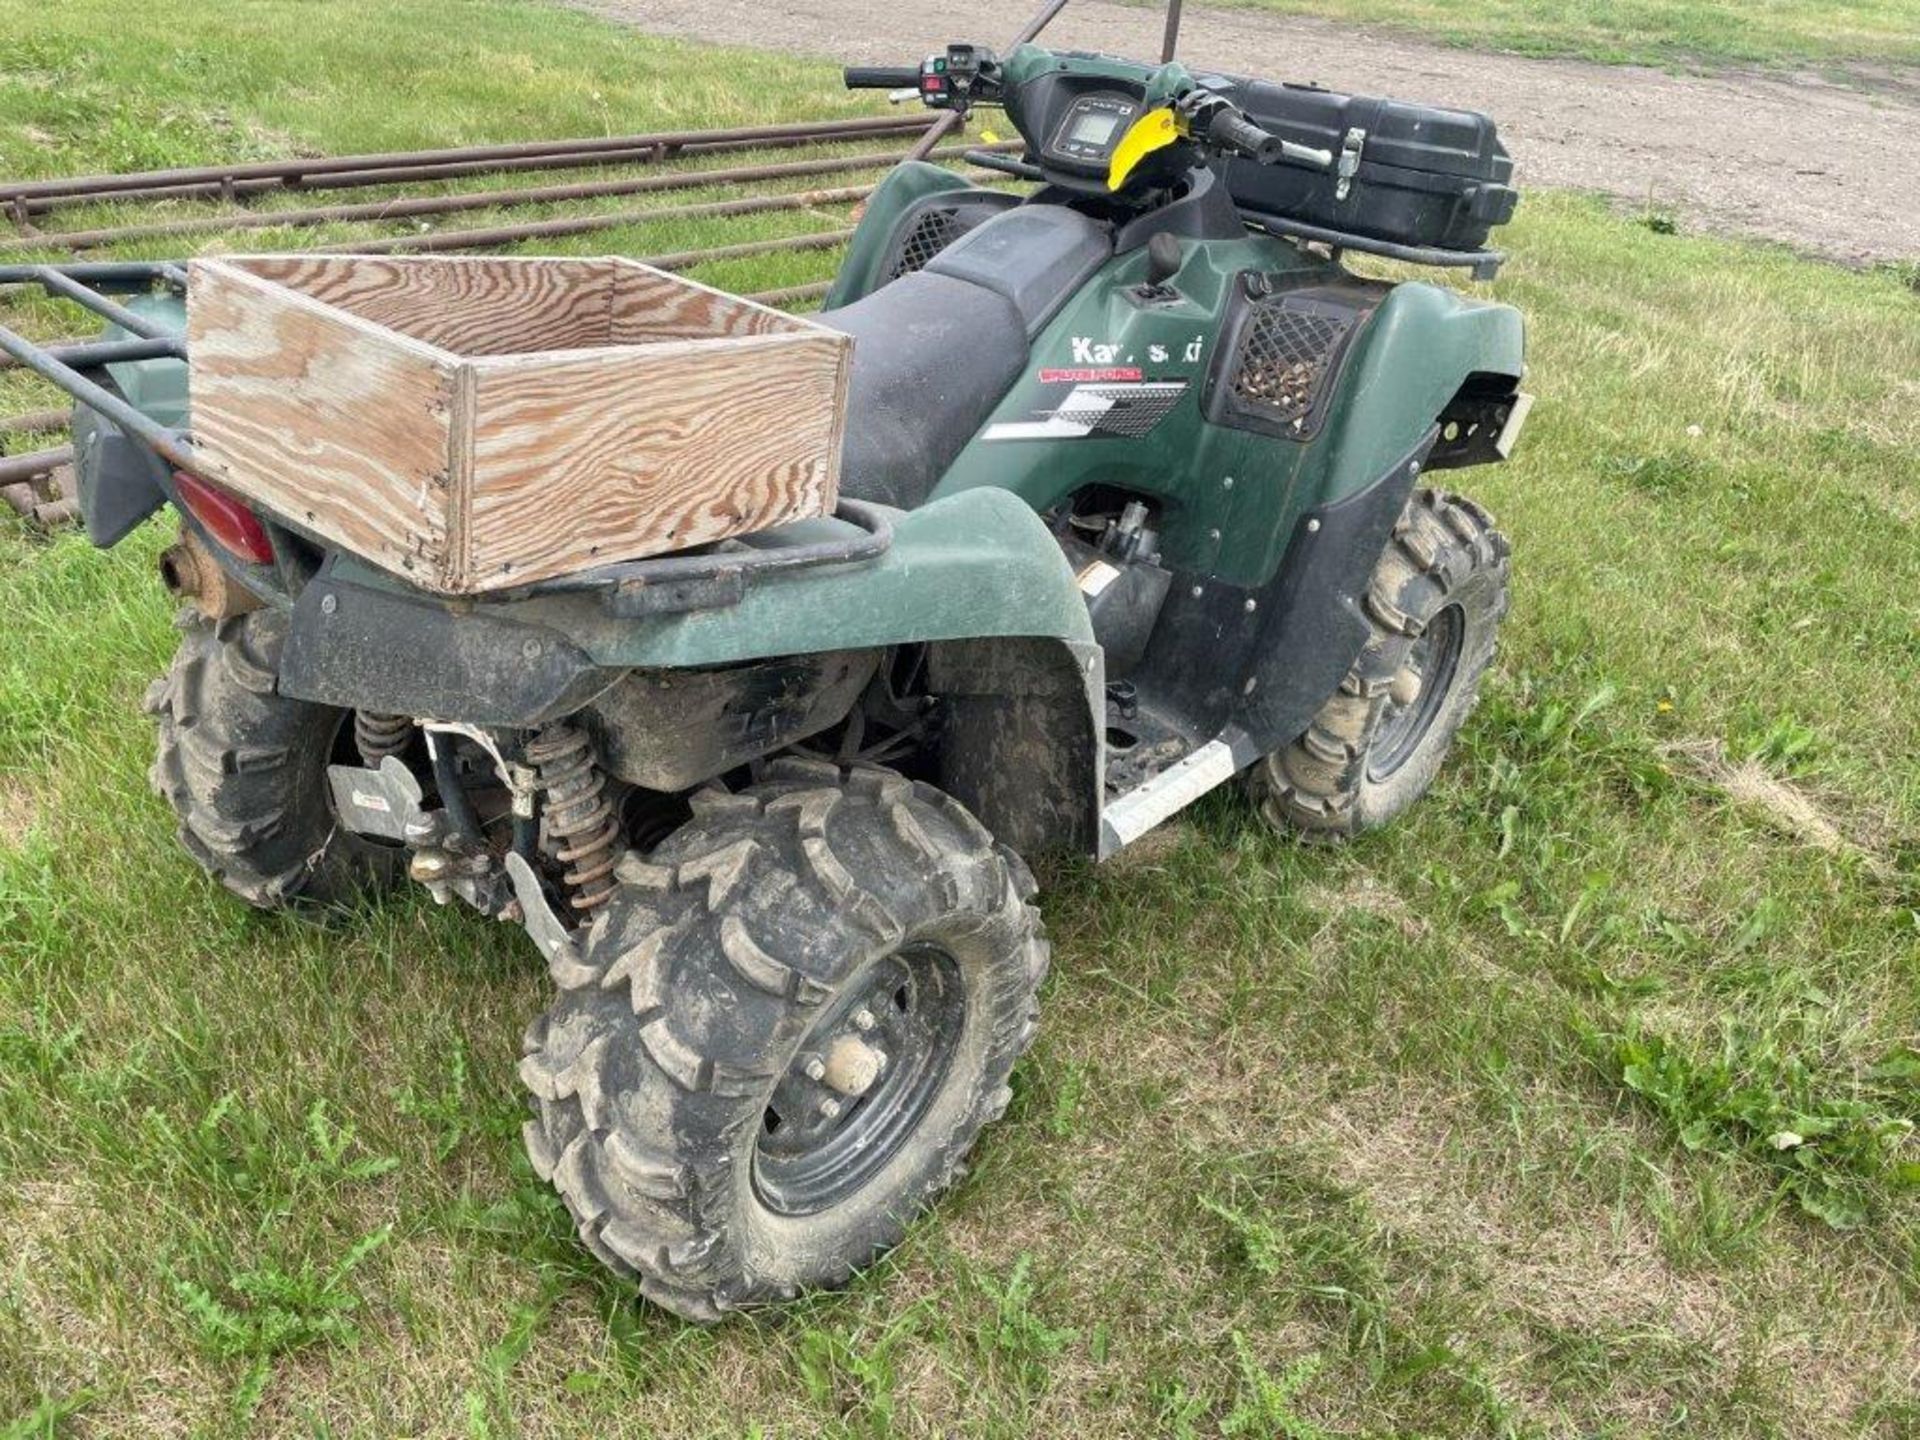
[
  {"x1": 1188, "y1": 0, "x2": 1920, "y2": 70},
  {"x1": 3, "y1": 1, "x2": 1919, "y2": 1436}
]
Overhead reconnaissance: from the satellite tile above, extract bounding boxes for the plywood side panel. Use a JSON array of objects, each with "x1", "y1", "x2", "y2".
[
  {"x1": 464, "y1": 331, "x2": 849, "y2": 587},
  {"x1": 607, "y1": 260, "x2": 807, "y2": 344},
  {"x1": 188, "y1": 258, "x2": 459, "y2": 585},
  {"x1": 233, "y1": 254, "x2": 616, "y2": 356}
]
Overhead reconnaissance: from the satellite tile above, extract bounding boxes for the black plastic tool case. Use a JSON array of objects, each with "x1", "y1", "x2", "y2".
[{"x1": 1204, "y1": 75, "x2": 1519, "y2": 252}]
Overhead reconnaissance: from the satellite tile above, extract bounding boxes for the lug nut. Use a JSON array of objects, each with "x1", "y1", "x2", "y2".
[
  {"x1": 852, "y1": 1007, "x2": 877, "y2": 1032},
  {"x1": 803, "y1": 1056, "x2": 826, "y2": 1081},
  {"x1": 819, "y1": 1097, "x2": 843, "y2": 1120}
]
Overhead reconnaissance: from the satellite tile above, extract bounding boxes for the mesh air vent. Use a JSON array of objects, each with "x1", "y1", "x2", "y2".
[
  {"x1": 1229, "y1": 301, "x2": 1354, "y2": 430},
  {"x1": 887, "y1": 206, "x2": 966, "y2": 279}
]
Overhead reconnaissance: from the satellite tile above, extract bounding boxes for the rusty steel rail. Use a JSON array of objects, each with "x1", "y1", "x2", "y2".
[
  {"x1": 638, "y1": 229, "x2": 856, "y2": 272},
  {"x1": 0, "y1": 408, "x2": 70, "y2": 435},
  {"x1": 313, "y1": 183, "x2": 882, "y2": 256},
  {"x1": 0, "y1": 115, "x2": 941, "y2": 217},
  {"x1": 5, "y1": 142, "x2": 1014, "y2": 256},
  {"x1": 0, "y1": 445, "x2": 71, "y2": 486},
  {"x1": 745, "y1": 280, "x2": 834, "y2": 308}
]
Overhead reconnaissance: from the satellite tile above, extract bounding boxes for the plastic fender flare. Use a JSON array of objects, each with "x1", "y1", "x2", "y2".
[
  {"x1": 1315, "y1": 281, "x2": 1524, "y2": 504},
  {"x1": 551, "y1": 488, "x2": 1095, "y2": 669},
  {"x1": 822, "y1": 162, "x2": 988, "y2": 310}
]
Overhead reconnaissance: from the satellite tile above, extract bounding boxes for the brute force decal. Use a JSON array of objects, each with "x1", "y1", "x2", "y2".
[{"x1": 982, "y1": 381, "x2": 1189, "y2": 442}]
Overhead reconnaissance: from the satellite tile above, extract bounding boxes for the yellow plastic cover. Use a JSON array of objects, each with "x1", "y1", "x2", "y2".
[{"x1": 1107, "y1": 107, "x2": 1180, "y2": 191}]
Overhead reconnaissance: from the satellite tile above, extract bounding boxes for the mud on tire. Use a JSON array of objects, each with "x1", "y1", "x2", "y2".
[
  {"x1": 146, "y1": 607, "x2": 406, "y2": 909},
  {"x1": 1250, "y1": 488, "x2": 1510, "y2": 839},
  {"x1": 520, "y1": 757, "x2": 1049, "y2": 1321}
]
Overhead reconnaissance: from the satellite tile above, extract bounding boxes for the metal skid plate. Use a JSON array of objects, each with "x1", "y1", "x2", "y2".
[{"x1": 325, "y1": 755, "x2": 425, "y2": 840}]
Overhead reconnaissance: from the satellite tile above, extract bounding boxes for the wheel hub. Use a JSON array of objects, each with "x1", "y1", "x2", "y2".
[
  {"x1": 1369, "y1": 602, "x2": 1465, "y2": 781},
  {"x1": 752, "y1": 943, "x2": 966, "y2": 1217}
]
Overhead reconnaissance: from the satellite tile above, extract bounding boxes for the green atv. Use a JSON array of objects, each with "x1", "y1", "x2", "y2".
[{"x1": 15, "y1": 42, "x2": 1529, "y2": 1320}]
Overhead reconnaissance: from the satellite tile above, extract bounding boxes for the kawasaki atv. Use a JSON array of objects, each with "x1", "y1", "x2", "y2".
[{"x1": 14, "y1": 42, "x2": 1529, "y2": 1321}]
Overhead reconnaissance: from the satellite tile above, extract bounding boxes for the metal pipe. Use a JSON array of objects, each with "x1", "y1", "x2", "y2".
[
  {"x1": 1161, "y1": 0, "x2": 1185, "y2": 60},
  {"x1": 0, "y1": 335, "x2": 185, "y2": 374},
  {"x1": 0, "y1": 408, "x2": 70, "y2": 435},
  {"x1": 0, "y1": 328, "x2": 199, "y2": 474},
  {"x1": 314, "y1": 184, "x2": 878, "y2": 256},
  {"x1": 746, "y1": 280, "x2": 834, "y2": 308},
  {"x1": 0, "y1": 445, "x2": 72, "y2": 484},
  {"x1": 31, "y1": 266, "x2": 173, "y2": 338},
  {"x1": 0, "y1": 259, "x2": 184, "y2": 293},
  {"x1": 19, "y1": 126, "x2": 949, "y2": 216},
  {"x1": 5, "y1": 142, "x2": 1016, "y2": 255},
  {"x1": 637, "y1": 230, "x2": 856, "y2": 272},
  {"x1": 0, "y1": 115, "x2": 942, "y2": 208}
]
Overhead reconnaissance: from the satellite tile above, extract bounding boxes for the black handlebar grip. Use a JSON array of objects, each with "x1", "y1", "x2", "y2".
[
  {"x1": 1206, "y1": 107, "x2": 1284, "y2": 163},
  {"x1": 844, "y1": 65, "x2": 922, "y2": 89}
]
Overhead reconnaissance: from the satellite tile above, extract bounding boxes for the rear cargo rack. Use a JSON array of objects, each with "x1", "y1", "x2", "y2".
[
  {"x1": 0, "y1": 260, "x2": 196, "y2": 470},
  {"x1": 522, "y1": 498, "x2": 895, "y2": 617},
  {"x1": 1244, "y1": 211, "x2": 1505, "y2": 281},
  {"x1": 0, "y1": 260, "x2": 891, "y2": 616}
]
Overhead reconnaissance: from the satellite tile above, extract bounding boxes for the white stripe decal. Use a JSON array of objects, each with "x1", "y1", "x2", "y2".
[{"x1": 980, "y1": 381, "x2": 1188, "y2": 443}]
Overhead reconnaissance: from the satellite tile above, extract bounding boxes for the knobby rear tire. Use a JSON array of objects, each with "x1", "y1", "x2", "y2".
[
  {"x1": 520, "y1": 757, "x2": 1048, "y2": 1321},
  {"x1": 146, "y1": 608, "x2": 406, "y2": 909}
]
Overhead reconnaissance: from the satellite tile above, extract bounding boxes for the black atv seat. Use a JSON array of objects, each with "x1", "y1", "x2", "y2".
[{"x1": 824, "y1": 206, "x2": 1111, "y2": 511}]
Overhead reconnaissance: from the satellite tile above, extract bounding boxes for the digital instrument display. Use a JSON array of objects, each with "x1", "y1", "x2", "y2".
[
  {"x1": 1069, "y1": 112, "x2": 1122, "y2": 146},
  {"x1": 1044, "y1": 93, "x2": 1140, "y2": 171}
]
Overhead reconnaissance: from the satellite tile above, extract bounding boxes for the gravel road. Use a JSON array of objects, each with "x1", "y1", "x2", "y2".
[{"x1": 575, "y1": 0, "x2": 1919, "y2": 264}]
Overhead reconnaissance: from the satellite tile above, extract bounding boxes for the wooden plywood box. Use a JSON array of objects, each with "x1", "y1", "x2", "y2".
[{"x1": 186, "y1": 254, "x2": 851, "y2": 593}]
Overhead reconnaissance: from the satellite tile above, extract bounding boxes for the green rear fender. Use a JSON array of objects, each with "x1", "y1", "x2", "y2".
[
  {"x1": 104, "y1": 292, "x2": 189, "y2": 426},
  {"x1": 549, "y1": 487, "x2": 1094, "y2": 666},
  {"x1": 521, "y1": 487, "x2": 1106, "y2": 856}
]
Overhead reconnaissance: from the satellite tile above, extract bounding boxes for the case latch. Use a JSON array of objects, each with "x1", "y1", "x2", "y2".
[{"x1": 1335, "y1": 127, "x2": 1366, "y2": 201}]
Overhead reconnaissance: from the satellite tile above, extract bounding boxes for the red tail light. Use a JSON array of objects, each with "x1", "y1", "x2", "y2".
[{"x1": 173, "y1": 471, "x2": 274, "y2": 565}]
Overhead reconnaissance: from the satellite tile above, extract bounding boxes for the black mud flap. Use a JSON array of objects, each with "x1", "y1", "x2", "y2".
[
  {"x1": 1231, "y1": 430, "x2": 1436, "y2": 754},
  {"x1": 280, "y1": 565, "x2": 617, "y2": 727},
  {"x1": 70, "y1": 403, "x2": 168, "y2": 547}
]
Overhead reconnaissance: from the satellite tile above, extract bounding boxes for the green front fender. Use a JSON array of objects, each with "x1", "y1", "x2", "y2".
[
  {"x1": 1318, "y1": 281, "x2": 1525, "y2": 496},
  {"x1": 523, "y1": 486, "x2": 1095, "y2": 669},
  {"x1": 822, "y1": 161, "x2": 982, "y2": 310},
  {"x1": 103, "y1": 291, "x2": 189, "y2": 427}
]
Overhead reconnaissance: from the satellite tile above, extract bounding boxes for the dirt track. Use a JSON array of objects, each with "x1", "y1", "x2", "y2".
[{"x1": 575, "y1": 0, "x2": 1920, "y2": 265}]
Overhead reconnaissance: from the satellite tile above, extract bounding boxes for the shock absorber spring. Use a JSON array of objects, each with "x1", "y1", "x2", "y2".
[
  {"x1": 353, "y1": 710, "x2": 412, "y2": 766},
  {"x1": 524, "y1": 723, "x2": 621, "y2": 913}
]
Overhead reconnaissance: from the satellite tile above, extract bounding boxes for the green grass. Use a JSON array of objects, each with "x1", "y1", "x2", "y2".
[
  {"x1": 1176, "y1": 0, "x2": 1920, "y2": 71},
  {"x1": 3, "y1": 1, "x2": 1919, "y2": 1436}
]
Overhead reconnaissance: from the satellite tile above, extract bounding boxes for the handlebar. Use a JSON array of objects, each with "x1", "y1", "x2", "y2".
[
  {"x1": 1205, "y1": 106, "x2": 1285, "y2": 163},
  {"x1": 1190, "y1": 91, "x2": 1334, "y2": 171},
  {"x1": 844, "y1": 65, "x2": 922, "y2": 90}
]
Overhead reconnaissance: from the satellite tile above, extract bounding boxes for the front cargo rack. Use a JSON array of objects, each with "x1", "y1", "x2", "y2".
[
  {"x1": 1243, "y1": 210, "x2": 1506, "y2": 281},
  {"x1": 0, "y1": 260, "x2": 891, "y2": 617}
]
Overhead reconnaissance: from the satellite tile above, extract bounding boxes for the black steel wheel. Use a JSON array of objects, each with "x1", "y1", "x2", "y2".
[
  {"x1": 1249, "y1": 487, "x2": 1509, "y2": 839},
  {"x1": 754, "y1": 943, "x2": 968, "y2": 1215},
  {"x1": 520, "y1": 757, "x2": 1048, "y2": 1321},
  {"x1": 1367, "y1": 600, "x2": 1465, "y2": 781}
]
